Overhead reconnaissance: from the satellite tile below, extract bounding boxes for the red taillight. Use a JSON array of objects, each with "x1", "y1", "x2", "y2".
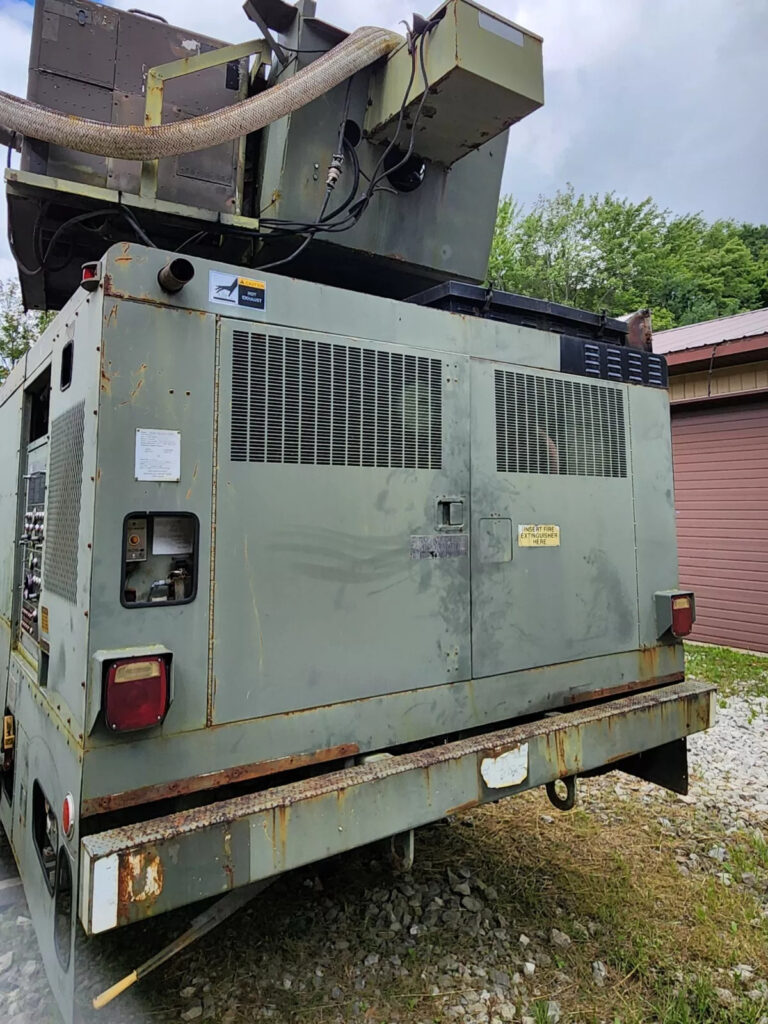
[
  {"x1": 81, "y1": 261, "x2": 100, "y2": 292},
  {"x1": 671, "y1": 595, "x2": 694, "y2": 638},
  {"x1": 62, "y1": 793, "x2": 75, "y2": 838},
  {"x1": 105, "y1": 657, "x2": 168, "y2": 732}
]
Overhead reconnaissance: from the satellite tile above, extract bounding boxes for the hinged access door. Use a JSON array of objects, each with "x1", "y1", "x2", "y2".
[
  {"x1": 212, "y1": 319, "x2": 471, "y2": 724},
  {"x1": 470, "y1": 360, "x2": 639, "y2": 678}
]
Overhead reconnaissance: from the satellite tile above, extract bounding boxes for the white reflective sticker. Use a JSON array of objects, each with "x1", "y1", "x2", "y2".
[
  {"x1": 90, "y1": 854, "x2": 119, "y2": 934},
  {"x1": 481, "y1": 744, "x2": 529, "y2": 788}
]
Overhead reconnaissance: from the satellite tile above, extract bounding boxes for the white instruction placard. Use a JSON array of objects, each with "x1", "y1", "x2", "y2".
[
  {"x1": 152, "y1": 517, "x2": 194, "y2": 555},
  {"x1": 135, "y1": 428, "x2": 181, "y2": 482}
]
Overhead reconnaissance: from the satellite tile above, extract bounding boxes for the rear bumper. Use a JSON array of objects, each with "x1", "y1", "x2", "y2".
[{"x1": 79, "y1": 679, "x2": 715, "y2": 935}]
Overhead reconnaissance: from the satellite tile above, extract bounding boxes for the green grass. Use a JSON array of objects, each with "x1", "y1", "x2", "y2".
[{"x1": 684, "y1": 642, "x2": 768, "y2": 699}]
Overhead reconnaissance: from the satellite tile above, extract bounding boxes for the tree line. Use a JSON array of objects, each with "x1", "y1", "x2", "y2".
[
  {"x1": 1, "y1": 186, "x2": 767, "y2": 379},
  {"x1": 488, "y1": 185, "x2": 768, "y2": 330}
]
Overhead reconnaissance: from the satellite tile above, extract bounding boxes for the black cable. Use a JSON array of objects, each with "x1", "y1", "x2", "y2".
[
  {"x1": 310, "y1": 25, "x2": 433, "y2": 236},
  {"x1": 119, "y1": 205, "x2": 156, "y2": 248},
  {"x1": 320, "y1": 138, "x2": 359, "y2": 222},
  {"x1": 291, "y1": 27, "x2": 432, "y2": 240},
  {"x1": 256, "y1": 188, "x2": 333, "y2": 271},
  {"x1": 40, "y1": 208, "x2": 120, "y2": 267},
  {"x1": 363, "y1": 29, "x2": 432, "y2": 197},
  {"x1": 175, "y1": 230, "x2": 208, "y2": 253}
]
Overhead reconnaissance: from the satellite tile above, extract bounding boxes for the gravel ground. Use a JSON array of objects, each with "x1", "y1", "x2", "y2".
[{"x1": 0, "y1": 691, "x2": 766, "y2": 1024}]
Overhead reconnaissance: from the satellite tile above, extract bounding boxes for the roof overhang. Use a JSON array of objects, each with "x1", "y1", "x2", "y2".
[{"x1": 663, "y1": 332, "x2": 768, "y2": 373}]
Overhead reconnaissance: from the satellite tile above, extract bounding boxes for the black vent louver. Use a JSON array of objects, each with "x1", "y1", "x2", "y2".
[
  {"x1": 231, "y1": 331, "x2": 443, "y2": 469},
  {"x1": 561, "y1": 335, "x2": 668, "y2": 388}
]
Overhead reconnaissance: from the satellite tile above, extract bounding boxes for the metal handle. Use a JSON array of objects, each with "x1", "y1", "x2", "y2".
[{"x1": 436, "y1": 497, "x2": 465, "y2": 530}]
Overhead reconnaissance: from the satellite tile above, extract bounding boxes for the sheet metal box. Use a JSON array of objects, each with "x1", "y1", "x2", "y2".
[{"x1": 365, "y1": 0, "x2": 544, "y2": 166}]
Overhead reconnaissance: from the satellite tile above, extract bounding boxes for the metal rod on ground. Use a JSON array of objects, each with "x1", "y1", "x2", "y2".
[{"x1": 91, "y1": 878, "x2": 276, "y2": 1010}]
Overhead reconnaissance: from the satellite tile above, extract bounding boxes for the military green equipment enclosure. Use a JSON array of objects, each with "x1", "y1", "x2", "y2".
[
  {"x1": 0, "y1": 1, "x2": 714, "y2": 1019},
  {"x1": 0, "y1": 243, "x2": 713, "y2": 1022}
]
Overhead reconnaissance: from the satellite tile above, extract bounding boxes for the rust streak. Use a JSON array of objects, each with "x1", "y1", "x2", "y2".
[
  {"x1": 117, "y1": 849, "x2": 164, "y2": 924},
  {"x1": 562, "y1": 672, "x2": 684, "y2": 706},
  {"x1": 446, "y1": 799, "x2": 479, "y2": 816},
  {"x1": 81, "y1": 743, "x2": 361, "y2": 818}
]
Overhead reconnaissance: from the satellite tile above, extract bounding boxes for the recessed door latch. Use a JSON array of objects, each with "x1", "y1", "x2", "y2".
[{"x1": 436, "y1": 497, "x2": 465, "y2": 530}]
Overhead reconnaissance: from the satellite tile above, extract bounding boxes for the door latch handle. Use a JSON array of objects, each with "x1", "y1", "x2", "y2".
[{"x1": 436, "y1": 497, "x2": 465, "y2": 530}]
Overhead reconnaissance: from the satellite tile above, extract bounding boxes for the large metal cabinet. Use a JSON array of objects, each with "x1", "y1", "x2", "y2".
[
  {"x1": 212, "y1": 319, "x2": 472, "y2": 724},
  {"x1": 469, "y1": 359, "x2": 639, "y2": 678}
]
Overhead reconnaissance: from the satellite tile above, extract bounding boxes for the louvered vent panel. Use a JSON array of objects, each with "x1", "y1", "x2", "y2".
[
  {"x1": 606, "y1": 349, "x2": 623, "y2": 381},
  {"x1": 45, "y1": 401, "x2": 86, "y2": 602},
  {"x1": 231, "y1": 331, "x2": 442, "y2": 469},
  {"x1": 494, "y1": 371, "x2": 627, "y2": 478},
  {"x1": 584, "y1": 343, "x2": 601, "y2": 377},
  {"x1": 627, "y1": 351, "x2": 644, "y2": 383},
  {"x1": 647, "y1": 355, "x2": 665, "y2": 387}
]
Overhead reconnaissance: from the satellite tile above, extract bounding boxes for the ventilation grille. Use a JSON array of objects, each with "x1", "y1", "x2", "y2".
[
  {"x1": 45, "y1": 401, "x2": 85, "y2": 602},
  {"x1": 561, "y1": 335, "x2": 668, "y2": 389},
  {"x1": 495, "y1": 371, "x2": 627, "y2": 478},
  {"x1": 231, "y1": 332, "x2": 443, "y2": 469}
]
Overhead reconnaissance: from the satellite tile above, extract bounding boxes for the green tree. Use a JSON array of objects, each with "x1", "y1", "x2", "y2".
[
  {"x1": 490, "y1": 186, "x2": 768, "y2": 329},
  {"x1": 0, "y1": 279, "x2": 53, "y2": 382}
]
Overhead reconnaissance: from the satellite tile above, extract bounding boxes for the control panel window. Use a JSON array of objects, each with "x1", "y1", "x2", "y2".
[{"x1": 121, "y1": 512, "x2": 198, "y2": 607}]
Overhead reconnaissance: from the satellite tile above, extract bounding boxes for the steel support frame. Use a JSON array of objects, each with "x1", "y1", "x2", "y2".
[
  {"x1": 140, "y1": 39, "x2": 269, "y2": 201},
  {"x1": 79, "y1": 680, "x2": 715, "y2": 935}
]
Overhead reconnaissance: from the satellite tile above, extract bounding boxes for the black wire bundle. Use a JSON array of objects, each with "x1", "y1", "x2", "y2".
[{"x1": 255, "y1": 18, "x2": 437, "y2": 266}]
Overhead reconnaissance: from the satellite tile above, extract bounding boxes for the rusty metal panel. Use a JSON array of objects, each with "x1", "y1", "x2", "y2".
[
  {"x1": 107, "y1": 94, "x2": 238, "y2": 209},
  {"x1": 672, "y1": 397, "x2": 768, "y2": 651},
  {"x1": 79, "y1": 680, "x2": 715, "y2": 933},
  {"x1": 23, "y1": 0, "x2": 243, "y2": 214},
  {"x1": 31, "y1": 0, "x2": 118, "y2": 90}
]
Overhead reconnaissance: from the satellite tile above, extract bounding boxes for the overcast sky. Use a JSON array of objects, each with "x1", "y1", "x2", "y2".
[{"x1": 0, "y1": 0, "x2": 766, "y2": 283}]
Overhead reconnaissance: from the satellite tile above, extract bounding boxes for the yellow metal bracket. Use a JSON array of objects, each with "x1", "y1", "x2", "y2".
[{"x1": 140, "y1": 39, "x2": 269, "y2": 202}]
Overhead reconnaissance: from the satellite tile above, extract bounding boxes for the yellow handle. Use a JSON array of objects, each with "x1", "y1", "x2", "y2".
[{"x1": 92, "y1": 970, "x2": 139, "y2": 1010}]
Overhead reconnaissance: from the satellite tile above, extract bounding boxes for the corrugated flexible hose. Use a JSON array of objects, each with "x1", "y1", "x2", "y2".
[{"x1": 0, "y1": 26, "x2": 401, "y2": 161}]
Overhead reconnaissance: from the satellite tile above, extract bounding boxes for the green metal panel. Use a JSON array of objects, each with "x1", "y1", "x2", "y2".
[
  {"x1": 67, "y1": 246, "x2": 688, "y2": 805},
  {"x1": 366, "y1": 0, "x2": 544, "y2": 166},
  {"x1": 38, "y1": 295, "x2": 102, "y2": 726},
  {"x1": 0, "y1": 376, "x2": 23, "y2": 674},
  {"x1": 628, "y1": 385, "x2": 684, "y2": 650},
  {"x1": 470, "y1": 359, "x2": 639, "y2": 677},
  {"x1": 87, "y1": 297, "x2": 216, "y2": 737},
  {"x1": 212, "y1": 318, "x2": 471, "y2": 723}
]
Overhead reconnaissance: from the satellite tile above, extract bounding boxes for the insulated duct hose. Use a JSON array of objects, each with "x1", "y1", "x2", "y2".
[{"x1": 0, "y1": 26, "x2": 401, "y2": 161}]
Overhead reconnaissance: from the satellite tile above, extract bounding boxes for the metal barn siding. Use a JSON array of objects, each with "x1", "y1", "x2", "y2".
[{"x1": 671, "y1": 398, "x2": 768, "y2": 651}]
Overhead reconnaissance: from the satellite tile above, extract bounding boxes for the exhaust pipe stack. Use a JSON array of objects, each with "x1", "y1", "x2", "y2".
[{"x1": 158, "y1": 258, "x2": 195, "y2": 294}]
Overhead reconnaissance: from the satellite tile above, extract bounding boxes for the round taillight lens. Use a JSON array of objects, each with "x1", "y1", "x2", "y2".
[{"x1": 62, "y1": 793, "x2": 75, "y2": 839}]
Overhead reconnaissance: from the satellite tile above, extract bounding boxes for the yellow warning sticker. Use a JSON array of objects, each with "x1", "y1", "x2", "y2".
[
  {"x1": 518, "y1": 524, "x2": 560, "y2": 547},
  {"x1": 40, "y1": 605, "x2": 49, "y2": 633}
]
